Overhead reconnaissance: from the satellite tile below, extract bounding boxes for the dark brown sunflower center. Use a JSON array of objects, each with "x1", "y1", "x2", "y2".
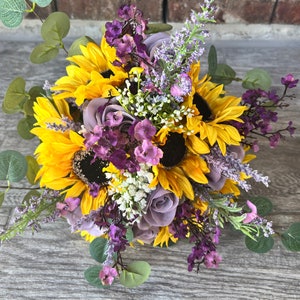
[
  {"x1": 193, "y1": 93, "x2": 212, "y2": 121},
  {"x1": 101, "y1": 69, "x2": 114, "y2": 78},
  {"x1": 73, "y1": 151, "x2": 108, "y2": 186},
  {"x1": 159, "y1": 132, "x2": 186, "y2": 167}
]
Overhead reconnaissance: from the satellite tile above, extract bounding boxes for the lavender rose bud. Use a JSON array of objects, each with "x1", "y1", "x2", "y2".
[
  {"x1": 143, "y1": 32, "x2": 171, "y2": 60},
  {"x1": 207, "y1": 145, "x2": 245, "y2": 190},
  {"x1": 138, "y1": 185, "x2": 179, "y2": 230},
  {"x1": 83, "y1": 97, "x2": 135, "y2": 132},
  {"x1": 132, "y1": 225, "x2": 159, "y2": 244}
]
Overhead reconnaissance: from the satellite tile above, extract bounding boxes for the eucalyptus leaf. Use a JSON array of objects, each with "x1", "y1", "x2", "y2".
[
  {"x1": 245, "y1": 231, "x2": 274, "y2": 253},
  {"x1": 0, "y1": 191, "x2": 5, "y2": 208},
  {"x1": 26, "y1": 156, "x2": 40, "y2": 185},
  {"x1": 0, "y1": 150, "x2": 28, "y2": 182},
  {"x1": 22, "y1": 190, "x2": 41, "y2": 204},
  {"x1": 17, "y1": 116, "x2": 36, "y2": 140},
  {"x1": 30, "y1": 0, "x2": 52, "y2": 7},
  {"x1": 242, "y1": 68, "x2": 272, "y2": 90},
  {"x1": 84, "y1": 266, "x2": 109, "y2": 289},
  {"x1": 119, "y1": 261, "x2": 151, "y2": 288},
  {"x1": 24, "y1": 86, "x2": 44, "y2": 116},
  {"x1": 248, "y1": 196, "x2": 273, "y2": 217},
  {"x1": 281, "y1": 222, "x2": 300, "y2": 252},
  {"x1": 211, "y1": 63, "x2": 236, "y2": 85},
  {"x1": 126, "y1": 227, "x2": 134, "y2": 243},
  {"x1": 0, "y1": 0, "x2": 26, "y2": 28},
  {"x1": 146, "y1": 23, "x2": 173, "y2": 34},
  {"x1": 30, "y1": 42, "x2": 59, "y2": 64},
  {"x1": 41, "y1": 12, "x2": 70, "y2": 43},
  {"x1": 2, "y1": 77, "x2": 28, "y2": 114},
  {"x1": 89, "y1": 237, "x2": 109, "y2": 263},
  {"x1": 68, "y1": 36, "x2": 96, "y2": 57},
  {"x1": 208, "y1": 45, "x2": 218, "y2": 76}
]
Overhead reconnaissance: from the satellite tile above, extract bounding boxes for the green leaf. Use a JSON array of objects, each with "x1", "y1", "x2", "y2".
[
  {"x1": 26, "y1": 156, "x2": 40, "y2": 185},
  {"x1": 0, "y1": 150, "x2": 28, "y2": 182},
  {"x1": 208, "y1": 45, "x2": 218, "y2": 76},
  {"x1": 84, "y1": 266, "x2": 109, "y2": 289},
  {"x1": 0, "y1": 191, "x2": 5, "y2": 208},
  {"x1": 30, "y1": 42, "x2": 59, "y2": 64},
  {"x1": 242, "y1": 68, "x2": 272, "y2": 90},
  {"x1": 22, "y1": 190, "x2": 41, "y2": 204},
  {"x1": 245, "y1": 231, "x2": 274, "y2": 253},
  {"x1": 211, "y1": 63, "x2": 236, "y2": 85},
  {"x1": 281, "y1": 222, "x2": 300, "y2": 252},
  {"x1": 2, "y1": 77, "x2": 28, "y2": 114},
  {"x1": 145, "y1": 23, "x2": 173, "y2": 34},
  {"x1": 89, "y1": 237, "x2": 109, "y2": 263},
  {"x1": 0, "y1": 0, "x2": 26, "y2": 28},
  {"x1": 248, "y1": 196, "x2": 273, "y2": 217},
  {"x1": 119, "y1": 261, "x2": 151, "y2": 288},
  {"x1": 41, "y1": 11, "x2": 70, "y2": 43},
  {"x1": 24, "y1": 86, "x2": 44, "y2": 116},
  {"x1": 68, "y1": 36, "x2": 96, "y2": 57},
  {"x1": 30, "y1": 0, "x2": 52, "y2": 7},
  {"x1": 17, "y1": 116, "x2": 36, "y2": 140},
  {"x1": 126, "y1": 227, "x2": 134, "y2": 243}
]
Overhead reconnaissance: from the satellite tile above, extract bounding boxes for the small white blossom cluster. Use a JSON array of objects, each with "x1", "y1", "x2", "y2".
[{"x1": 106, "y1": 164, "x2": 155, "y2": 222}]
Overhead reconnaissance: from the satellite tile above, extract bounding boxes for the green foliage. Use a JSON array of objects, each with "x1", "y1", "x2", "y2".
[
  {"x1": 119, "y1": 261, "x2": 151, "y2": 288},
  {"x1": 208, "y1": 45, "x2": 218, "y2": 76},
  {"x1": 248, "y1": 196, "x2": 273, "y2": 217},
  {"x1": 0, "y1": 191, "x2": 5, "y2": 208},
  {"x1": 145, "y1": 23, "x2": 173, "y2": 34},
  {"x1": 126, "y1": 227, "x2": 134, "y2": 243},
  {"x1": 2, "y1": 77, "x2": 29, "y2": 114},
  {"x1": 17, "y1": 116, "x2": 36, "y2": 140},
  {"x1": 84, "y1": 266, "x2": 109, "y2": 288},
  {"x1": 30, "y1": 0, "x2": 52, "y2": 8},
  {"x1": 281, "y1": 222, "x2": 300, "y2": 252},
  {"x1": 242, "y1": 68, "x2": 272, "y2": 90},
  {"x1": 30, "y1": 12, "x2": 70, "y2": 64},
  {"x1": 26, "y1": 156, "x2": 40, "y2": 185},
  {"x1": 68, "y1": 36, "x2": 96, "y2": 57},
  {"x1": 0, "y1": 150, "x2": 27, "y2": 182},
  {"x1": 0, "y1": 0, "x2": 26, "y2": 28},
  {"x1": 89, "y1": 237, "x2": 109, "y2": 263},
  {"x1": 245, "y1": 231, "x2": 274, "y2": 253}
]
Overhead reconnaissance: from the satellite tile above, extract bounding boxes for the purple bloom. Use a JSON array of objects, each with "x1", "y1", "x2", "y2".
[
  {"x1": 109, "y1": 223, "x2": 128, "y2": 252},
  {"x1": 170, "y1": 73, "x2": 192, "y2": 100},
  {"x1": 137, "y1": 186, "x2": 179, "y2": 230},
  {"x1": 143, "y1": 32, "x2": 171, "y2": 60},
  {"x1": 287, "y1": 121, "x2": 296, "y2": 136},
  {"x1": 99, "y1": 265, "x2": 118, "y2": 286},
  {"x1": 243, "y1": 200, "x2": 258, "y2": 224},
  {"x1": 134, "y1": 119, "x2": 157, "y2": 141},
  {"x1": 132, "y1": 225, "x2": 159, "y2": 244},
  {"x1": 204, "y1": 251, "x2": 222, "y2": 269},
  {"x1": 269, "y1": 132, "x2": 282, "y2": 148},
  {"x1": 281, "y1": 73, "x2": 299, "y2": 88},
  {"x1": 105, "y1": 20, "x2": 122, "y2": 44},
  {"x1": 56, "y1": 197, "x2": 80, "y2": 216},
  {"x1": 134, "y1": 139, "x2": 163, "y2": 165}
]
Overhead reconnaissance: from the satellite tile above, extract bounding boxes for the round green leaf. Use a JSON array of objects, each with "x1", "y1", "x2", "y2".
[
  {"x1": 2, "y1": 77, "x2": 28, "y2": 114},
  {"x1": 245, "y1": 231, "x2": 274, "y2": 253},
  {"x1": 119, "y1": 261, "x2": 151, "y2": 288},
  {"x1": 41, "y1": 12, "x2": 70, "y2": 43},
  {"x1": 211, "y1": 63, "x2": 236, "y2": 85},
  {"x1": 0, "y1": 150, "x2": 28, "y2": 182},
  {"x1": 0, "y1": 0, "x2": 26, "y2": 28},
  {"x1": 145, "y1": 23, "x2": 173, "y2": 34},
  {"x1": 242, "y1": 68, "x2": 272, "y2": 90},
  {"x1": 248, "y1": 196, "x2": 273, "y2": 216},
  {"x1": 84, "y1": 266, "x2": 109, "y2": 289},
  {"x1": 90, "y1": 237, "x2": 109, "y2": 263},
  {"x1": 68, "y1": 36, "x2": 96, "y2": 57},
  {"x1": 26, "y1": 156, "x2": 40, "y2": 185},
  {"x1": 126, "y1": 227, "x2": 134, "y2": 243},
  {"x1": 17, "y1": 116, "x2": 36, "y2": 140},
  {"x1": 30, "y1": 0, "x2": 52, "y2": 7},
  {"x1": 30, "y1": 42, "x2": 59, "y2": 64},
  {"x1": 281, "y1": 222, "x2": 300, "y2": 252}
]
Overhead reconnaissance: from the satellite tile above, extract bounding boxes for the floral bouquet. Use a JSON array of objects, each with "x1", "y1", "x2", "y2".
[{"x1": 0, "y1": 0, "x2": 299, "y2": 289}]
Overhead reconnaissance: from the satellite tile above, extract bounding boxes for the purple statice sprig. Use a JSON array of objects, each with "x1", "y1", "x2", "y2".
[
  {"x1": 232, "y1": 74, "x2": 298, "y2": 151},
  {"x1": 170, "y1": 200, "x2": 221, "y2": 272}
]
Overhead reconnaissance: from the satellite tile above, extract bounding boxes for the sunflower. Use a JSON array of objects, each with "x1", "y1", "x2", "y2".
[
  {"x1": 183, "y1": 63, "x2": 247, "y2": 155},
  {"x1": 51, "y1": 38, "x2": 128, "y2": 106},
  {"x1": 31, "y1": 97, "x2": 108, "y2": 215}
]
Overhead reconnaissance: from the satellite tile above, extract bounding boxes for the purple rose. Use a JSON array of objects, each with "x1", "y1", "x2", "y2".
[
  {"x1": 138, "y1": 185, "x2": 179, "y2": 230},
  {"x1": 207, "y1": 145, "x2": 245, "y2": 191},
  {"x1": 132, "y1": 225, "x2": 159, "y2": 244},
  {"x1": 83, "y1": 97, "x2": 135, "y2": 132},
  {"x1": 143, "y1": 32, "x2": 171, "y2": 60}
]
